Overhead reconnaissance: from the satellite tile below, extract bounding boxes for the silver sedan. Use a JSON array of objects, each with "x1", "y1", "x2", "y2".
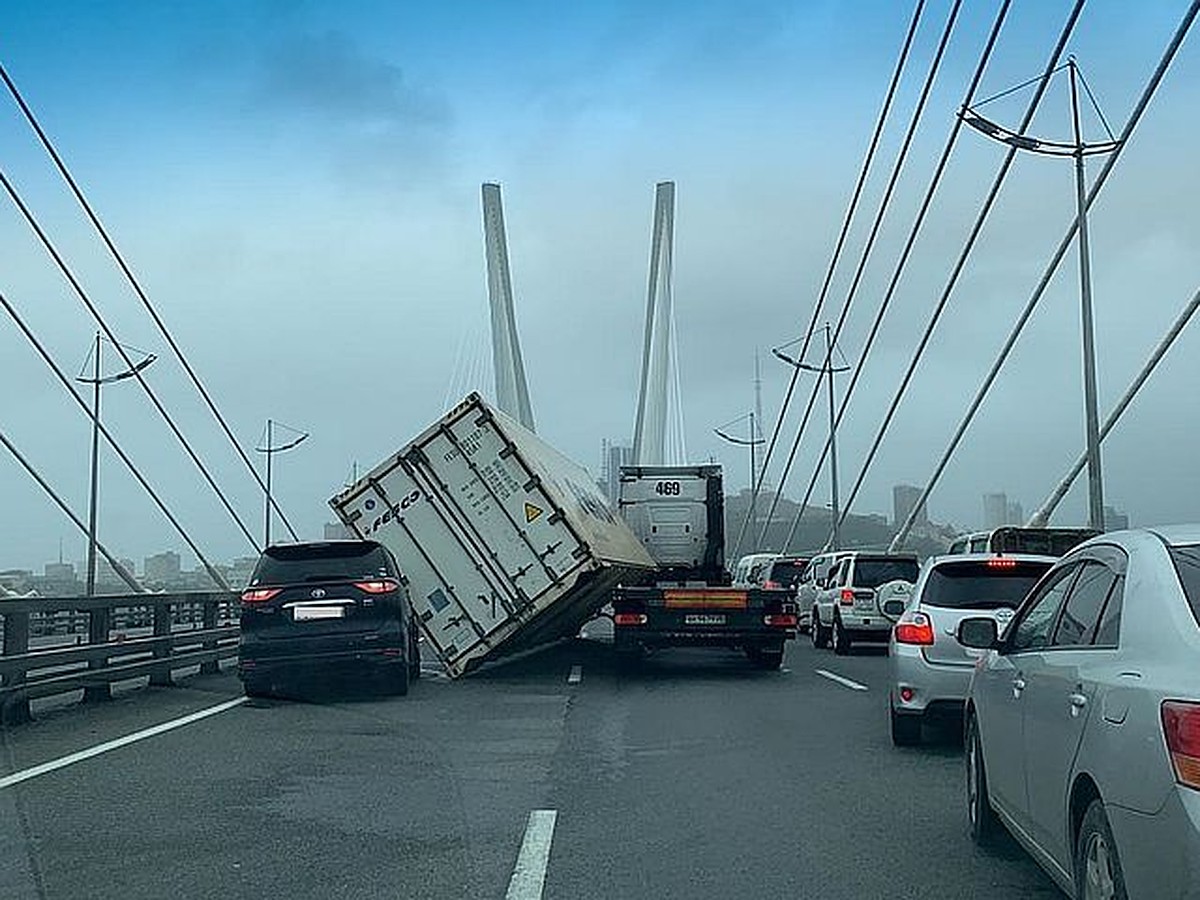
[
  {"x1": 888, "y1": 553, "x2": 1055, "y2": 746},
  {"x1": 959, "y1": 527, "x2": 1200, "y2": 900}
]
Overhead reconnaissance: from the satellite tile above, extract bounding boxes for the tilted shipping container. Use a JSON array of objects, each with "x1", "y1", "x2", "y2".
[{"x1": 328, "y1": 393, "x2": 655, "y2": 677}]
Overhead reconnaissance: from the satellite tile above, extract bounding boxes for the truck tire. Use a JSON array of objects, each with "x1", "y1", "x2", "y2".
[
  {"x1": 746, "y1": 646, "x2": 785, "y2": 670},
  {"x1": 832, "y1": 616, "x2": 851, "y2": 655}
]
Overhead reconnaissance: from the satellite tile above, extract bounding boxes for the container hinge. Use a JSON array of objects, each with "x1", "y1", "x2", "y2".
[
  {"x1": 547, "y1": 511, "x2": 564, "y2": 525},
  {"x1": 570, "y1": 542, "x2": 590, "y2": 560},
  {"x1": 497, "y1": 443, "x2": 515, "y2": 460},
  {"x1": 523, "y1": 475, "x2": 541, "y2": 492},
  {"x1": 540, "y1": 541, "x2": 563, "y2": 560}
]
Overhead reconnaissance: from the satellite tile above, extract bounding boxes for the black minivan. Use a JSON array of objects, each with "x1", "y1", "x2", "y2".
[{"x1": 237, "y1": 540, "x2": 420, "y2": 698}]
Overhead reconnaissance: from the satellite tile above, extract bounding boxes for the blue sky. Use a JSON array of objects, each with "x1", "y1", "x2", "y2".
[{"x1": 3, "y1": 1, "x2": 1200, "y2": 572}]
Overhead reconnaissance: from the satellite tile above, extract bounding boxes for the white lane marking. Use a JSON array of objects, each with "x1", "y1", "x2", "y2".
[
  {"x1": 815, "y1": 669, "x2": 869, "y2": 692},
  {"x1": 567, "y1": 665, "x2": 582, "y2": 685},
  {"x1": 506, "y1": 809, "x2": 558, "y2": 900},
  {"x1": 0, "y1": 697, "x2": 247, "y2": 791}
]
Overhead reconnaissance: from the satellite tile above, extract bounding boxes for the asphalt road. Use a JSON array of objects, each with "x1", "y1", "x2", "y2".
[{"x1": 0, "y1": 635, "x2": 1061, "y2": 899}]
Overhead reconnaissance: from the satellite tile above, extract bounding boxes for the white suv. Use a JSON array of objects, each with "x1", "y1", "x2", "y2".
[{"x1": 812, "y1": 552, "x2": 919, "y2": 654}]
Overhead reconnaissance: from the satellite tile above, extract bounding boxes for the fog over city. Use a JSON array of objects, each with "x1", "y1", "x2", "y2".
[{"x1": 3, "y1": 1, "x2": 1199, "y2": 576}]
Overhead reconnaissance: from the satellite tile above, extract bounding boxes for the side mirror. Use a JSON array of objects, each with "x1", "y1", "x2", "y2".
[{"x1": 956, "y1": 617, "x2": 999, "y2": 650}]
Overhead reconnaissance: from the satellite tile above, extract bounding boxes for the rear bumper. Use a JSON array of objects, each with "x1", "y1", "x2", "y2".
[
  {"x1": 238, "y1": 646, "x2": 404, "y2": 681},
  {"x1": 890, "y1": 643, "x2": 974, "y2": 714},
  {"x1": 615, "y1": 627, "x2": 793, "y2": 650}
]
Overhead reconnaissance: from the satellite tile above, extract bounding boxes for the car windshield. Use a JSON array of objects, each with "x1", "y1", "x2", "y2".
[
  {"x1": 250, "y1": 543, "x2": 392, "y2": 585},
  {"x1": 854, "y1": 558, "x2": 919, "y2": 588},
  {"x1": 921, "y1": 560, "x2": 1052, "y2": 609},
  {"x1": 766, "y1": 560, "x2": 806, "y2": 587},
  {"x1": 1168, "y1": 544, "x2": 1200, "y2": 627}
]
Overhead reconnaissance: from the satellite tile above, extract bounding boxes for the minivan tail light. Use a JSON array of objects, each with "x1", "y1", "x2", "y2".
[
  {"x1": 840, "y1": 589, "x2": 855, "y2": 605},
  {"x1": 894, "y1": 612, "x2": 934, "y2": 646},
  {"x1": 241, "y1": 588, "x2": 281, "y2": 604},
  {"x1": 1162, "y1": 701, "x2": 1200, "y2": 790},
  {"x1": 614, "y1": 613, "x2": 647, "y2": 626},
  {"x1": 355, "y1": 579, "x2": 399, "y2": 594}
]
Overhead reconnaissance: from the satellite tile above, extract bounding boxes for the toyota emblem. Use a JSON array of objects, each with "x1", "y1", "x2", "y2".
[{"x1": 311, "y1": 588, "x2": 326, "y2": 598}]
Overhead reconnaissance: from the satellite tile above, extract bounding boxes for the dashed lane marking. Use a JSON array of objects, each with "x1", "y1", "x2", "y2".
[
  {"x1": 0, "y1": 696, "x2": 247, "y2": 791},
  {"x1": 567, "y1": 665, "x2": 582, "y2": 685},
  {"x1": 506, "y1": 809, "x2": 558, "y2": 900},
  {"x1": 815, "y1": 669, "x2": 870, "y2": 692}
]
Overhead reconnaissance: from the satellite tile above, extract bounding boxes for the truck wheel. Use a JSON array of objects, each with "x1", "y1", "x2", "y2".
[
  {"x1": 833, "y1": 616, "x2": 851, "y2": 655},
  {"x1": 812, "y1": 610, "x2": 829, "y2": 649},
  {"x1": 746, "y1": 646, "x2": 784, "y2": 670}
]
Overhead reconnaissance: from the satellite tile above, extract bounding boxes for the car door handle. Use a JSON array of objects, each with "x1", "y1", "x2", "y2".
[{"x1": 1069, "y1": 692, "x2": 1088, "y2": 716}]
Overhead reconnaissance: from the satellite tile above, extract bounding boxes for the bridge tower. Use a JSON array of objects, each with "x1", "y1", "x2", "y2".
[
  {"x1": 632, "y1": 181, "x2": 686, "y2": 465},
  {"x1": 481, "y1": 183, "x2": 536, "y2": 432}
]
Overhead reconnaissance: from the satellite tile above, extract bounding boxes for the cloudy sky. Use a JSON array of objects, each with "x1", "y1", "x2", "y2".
[{"x1": 2, "y1": 0, "x2": 1199, "y2": 573}]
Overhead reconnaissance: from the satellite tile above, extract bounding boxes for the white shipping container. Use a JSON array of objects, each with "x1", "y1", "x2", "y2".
[{"x1": 329, "y1": 393, "x2": 655, "y2": 677}]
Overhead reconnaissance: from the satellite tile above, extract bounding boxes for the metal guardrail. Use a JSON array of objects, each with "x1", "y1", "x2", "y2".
[{"x1": 0, "y1": 590, "x2": 240, "y2": 725}]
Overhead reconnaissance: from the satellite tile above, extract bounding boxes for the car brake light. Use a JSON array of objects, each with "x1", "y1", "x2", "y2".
[
  {"x1": 355, "y1": 579, "x2": 399, "y2": 594},
  {"x1": 241, "y1": 587, "x2": 281, "y2": 604},
  {"x1": 614, "y1": 613, "x2": 648, "y2": 626},
  {"x1": 987, "y1": 558, "x2": 1017, "y2": 568},
  {"x1": 1162, "y1": 701, "x2": 1200, "y2": 790},
  {"x1": 840, "y1": 589, "x2": 855, "y2": 605},
  {"x1": 894, "y1": 611, "x2": 934, "y2": 645},
  {"x1": 764, "y1": 580, "x2": 780, "y2": 589},
  {"x1": 764, "y1": 614, "x2": 797, "y2": 627}
]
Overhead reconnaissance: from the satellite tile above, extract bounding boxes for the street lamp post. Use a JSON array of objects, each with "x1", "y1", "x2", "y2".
[
  {"x1": 75, "y1": 333, "x2": 156, "y2": 596},
  {"x1": 775, "y1": 324, "x2": 850, "y2": 551},
  {"x1": 962, "y1": 58, "x2": 1120, "y2": 531},
  {"x1": 715, "y1": 412, "x2": 765, "y2": 550},
  {"x1": 256, "y1": 419, "x2": 308, "y2": 547}
]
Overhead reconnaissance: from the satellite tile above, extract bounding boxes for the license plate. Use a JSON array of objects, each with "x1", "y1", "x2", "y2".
[
  {"x1": 855, "y1": 597, "x2": 874, "y2": 610},
  {"x1": 292, "y1": 604, "x2": 346, "y2": 621},
  {"x1": 684, "y1": 614, "x2": 725, "y2": 626}
]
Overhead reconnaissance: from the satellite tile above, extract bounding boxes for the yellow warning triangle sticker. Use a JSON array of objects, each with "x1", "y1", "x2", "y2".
[{"x1": 524, "y1": 502, "x2": 543, "y2": 523}]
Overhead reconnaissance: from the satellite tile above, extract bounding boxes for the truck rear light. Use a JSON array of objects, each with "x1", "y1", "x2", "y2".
[
  {"x1": 840, "y1": 589, "x2": 855, "y2": 605},
  {"x1": 241, "y1": 588, "x2": 281, "y2": 604},
  {"x1": 764, "y1": 614, "x2": 797, "y2": 627},
  {"x1": 355, "y1": 579, "x2": 399, "y2": 594},
  {"x1": 381, "y1": 647, "x2": 403, "y2": 658},
  {"x1": 1162, "y1": 701, "x2": 1200, "y2": 790},
  {"x1": 614, "y1": 613, "x2": 648, "y2": 626},
  {"x1": 764, "y1": 580, "x2": 780, "y2": 589},
  {"x1": 894, "y1": 611, "x2": 934, "y2": 645}
]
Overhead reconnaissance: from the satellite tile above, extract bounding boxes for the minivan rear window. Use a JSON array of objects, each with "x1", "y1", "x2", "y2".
[
  {"x1": 854, "y1": 558, "x2": 919, "y2": 588},
  {"x1": 921, "y1": 559, "x2": 1052, "y2": 610},
  {"x1": 766, "y1": 560, "x2": 807, "y2": 588},
  {"x1": 1168, "y1": 545, "x2": 1200, "y2": 627},
  {"x1": 251, "y1": 542, "x2": 393, "y2": 585}
]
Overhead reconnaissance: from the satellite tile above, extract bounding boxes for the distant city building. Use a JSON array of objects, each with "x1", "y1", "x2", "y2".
[
  {"x1": 892, "y1": 484, "x2": 927, "y2": 528},
  {"x1": 601, "y1": 440, "x2": 633, "y2": 503},
  {"x1": 144, "y1": 551, "x2": 181, "y2": 585},
  {"x1": 983, "y1": 493, "x2": 1009, "y2": 530},
  {"x1": 1104, "y1": 505, "x2": 1130, "y2": 531},
  {"x1": 1007, "y1": 500, "x2": 1024, "y2": 527},
  {"x1": 227, "y1": 556, "x2": 259, "y2": 589},
  {"x1": 95, "y1": 557, "x2": 137, "y2": 589},
  {"x1": 45, "y1": 561, "x2": 75, "y2": 581},
  {"x1": 324, "y1": 521, "x2": 353, "y2": 540}
]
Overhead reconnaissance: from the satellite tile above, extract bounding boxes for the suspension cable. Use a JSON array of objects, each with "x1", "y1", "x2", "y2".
[
  {"x1": 890, "y1": 0, "x2": 1200, "y2": 548},
  {"x1": 756, "y1": 0, "x2": 965, "y2": 548},
  {"x1": 728, "y1": 0, "x2": 928, "y2": 558},
  {"x1": 0, "y1": 60, "x2": 300, "y2": 542},
  {"x1": 0, "y1": 291, "x2": 231, "y2": 590},
  {"x1": 0, "y1": 167, "x2": 261, "y2": 552},
  {"x1": 780, "y1": 0, "x2": 1015, "y2": 551},
  {"x1": 0, "y1": 426, "x2": 145, "y2": 593},
  {"x1": 833, "y1": 0, "x2": 1088, "y2": 534}
]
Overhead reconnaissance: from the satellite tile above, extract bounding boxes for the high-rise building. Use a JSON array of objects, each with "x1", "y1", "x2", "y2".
[
  {"x1": 983, "y1": 493, "x2": 1009, "y2": 530},
  {"x1": 601, "y1": 441, "x2": 633, "y2": 503},
  {"x1": 144, "y1": 551, "x2": 181, "y2": 585},
  {"x1": 1007, "y1": 500, "x2": 1024, "y2": 527},
  {"x1": 892, "y1": 484, "x2": 927, "y2": 528}
]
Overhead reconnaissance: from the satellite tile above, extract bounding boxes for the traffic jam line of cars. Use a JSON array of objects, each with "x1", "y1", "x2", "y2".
[{"x1": 735, "y1": 525, "x2": 1200, "y2": 900}]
